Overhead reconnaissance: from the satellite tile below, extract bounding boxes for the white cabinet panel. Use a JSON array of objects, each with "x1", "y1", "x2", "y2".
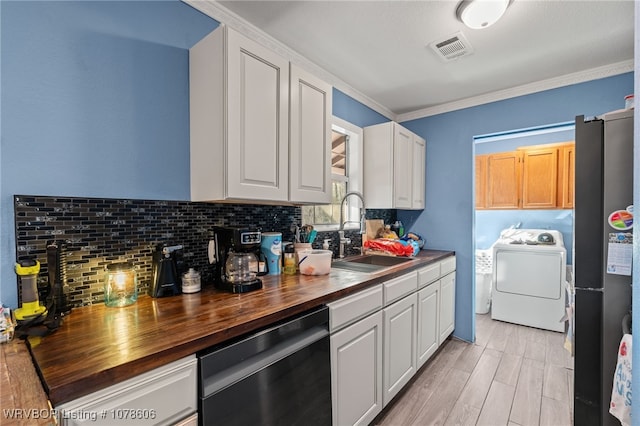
[
  {"x1": 363, "y1": 121, "x2": 426, "y2": 210},
  {"x1": 412, "y1": 136, "x2": 426, "y2": 209},
  {"x1": 363, "y1": 123, "x2": 394, "y2": 208},
  {"x1": 440, "y1": 256, "x2": 456, "y2": 276},
  {"x1": 226, "y1": 32, "x2": 289, "y2": 200},
  {"x1": 383, "y1": 271, "x2": 417, "y2": 305},
  {"x1": 439, "y1": 271, "x2": 456, "y2": 344},
  {"x1": 393, "y1": 125, "x2": 412, "y2": 209},
  {"x1": 57, "y1": 356, "x2": 197, "y2": 426},
  {"x1": 289, "y1": 64, "x2": 332, "y2": 203},
  {"x1": 417, "y1": 280, "x2": 440, "y2": 368},
  {"x1": 418, "y1": 262, "x2": 440, "y2": 289},
  {"x1": 328, "y1": 285, "x2": 383, "y2": 333},
  {"x1": 190, "y1": 27, "x2": 331, "y2": 204},
  {"x1": 383, "y1": 292, "x2": 417, "y2": 406},
  {"x1": 331, "y1": 311, "x2": 383, "y2": 426}
]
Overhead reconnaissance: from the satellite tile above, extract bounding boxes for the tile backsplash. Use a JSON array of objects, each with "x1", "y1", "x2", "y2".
[{"x1": 14, "y1": 195, "x2": 394, "y2": 307}]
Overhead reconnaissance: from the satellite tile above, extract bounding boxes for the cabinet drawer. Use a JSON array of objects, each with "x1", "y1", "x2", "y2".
[
  {"x1": 383, "y1": 272, "x2": 418, "y2": 305},
  {"x1": 418, "y1": 263, "x2": 440, "y2": 289},
  {"x1": 441, "y1": 256, "x2": 456, "y2": 275},
  {"x1": 329, "y1": 285, "x2": 383, "y2": 333},
  {"x1": 57, "y1": 355, "x2": 197, "y2": 426}
]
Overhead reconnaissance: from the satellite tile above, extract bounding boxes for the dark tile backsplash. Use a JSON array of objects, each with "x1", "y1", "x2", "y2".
[{"x1": 14, "y1": 195, "x2": 395, "y2": 307}]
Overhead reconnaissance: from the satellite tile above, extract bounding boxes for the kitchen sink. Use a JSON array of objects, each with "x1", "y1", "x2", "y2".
[{"x1": 332, "y1": 254, "x2": 415, "y2": 273}]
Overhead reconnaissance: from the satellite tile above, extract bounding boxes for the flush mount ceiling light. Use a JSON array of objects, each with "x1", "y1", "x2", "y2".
[{"x1": 456, "y1": 0, "x2": 512, "y2": 29}]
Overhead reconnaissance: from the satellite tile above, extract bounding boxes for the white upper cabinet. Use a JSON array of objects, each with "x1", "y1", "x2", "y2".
[
  {"x1": 289, "y1": 64, "x2": 332, "y2": 203},
  {"x1": 363, "y1": 122, "x2": 426, "y2": 210},
  {"x1": 189, "y1": 26, "x2": 331, "y2": 204}
]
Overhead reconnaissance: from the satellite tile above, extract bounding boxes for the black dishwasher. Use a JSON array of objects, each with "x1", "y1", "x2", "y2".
[{"x1": 198, "y1": 306, "x2": 332, "y2": 426}]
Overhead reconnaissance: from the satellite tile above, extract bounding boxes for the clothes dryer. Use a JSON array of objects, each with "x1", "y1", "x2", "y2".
[{"x1": 491, "y1": 229, "x2": 566, "y2": 332}]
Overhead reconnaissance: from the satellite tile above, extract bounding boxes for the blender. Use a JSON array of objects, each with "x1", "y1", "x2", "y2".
[{"x1": 15, "y1": 260, "x2": 47, "y2": 321}]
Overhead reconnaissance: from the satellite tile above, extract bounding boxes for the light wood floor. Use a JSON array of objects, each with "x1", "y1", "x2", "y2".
[{"x1": 375, "y1": 313, "x2": 574, "y2": 426}]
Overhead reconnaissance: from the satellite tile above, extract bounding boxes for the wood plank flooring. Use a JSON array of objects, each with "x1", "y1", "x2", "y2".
[{"x1": 375, "y1": 314, "x2": 573, "y2": 426}]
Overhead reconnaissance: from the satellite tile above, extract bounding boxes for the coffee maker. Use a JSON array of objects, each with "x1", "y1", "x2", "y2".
[
  {"x1": 150, "y1": 244, "x2": 184, "y2": 297},
  {"x1": 211, "y1": 226, "x2": 263, "y2": 294}
]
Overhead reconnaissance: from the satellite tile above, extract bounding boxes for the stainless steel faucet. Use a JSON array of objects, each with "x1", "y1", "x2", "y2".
[{"x1": 338, "y1": 191, "x2": 366, "y2": 258}]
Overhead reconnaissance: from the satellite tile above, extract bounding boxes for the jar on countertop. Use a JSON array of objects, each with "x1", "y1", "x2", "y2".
[{"x1": 182, "y1": 268, "x2": 201, "y2": 293}]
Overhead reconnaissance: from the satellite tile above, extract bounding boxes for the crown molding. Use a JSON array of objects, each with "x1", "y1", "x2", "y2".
[
  {"x1": 397, "y1": 60, "x2": 634, "y2": 122},
  {"x1": 183, "y1": 0, "x2": 396, "y2": 121},
  {"x1": 183, "y1": 1, "x2": 632, "y2": 125}
]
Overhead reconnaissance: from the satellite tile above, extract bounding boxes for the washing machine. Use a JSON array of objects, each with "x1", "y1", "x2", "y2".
[{"x1": 491, "y1": 229, "x2": 566, "y2": 332}]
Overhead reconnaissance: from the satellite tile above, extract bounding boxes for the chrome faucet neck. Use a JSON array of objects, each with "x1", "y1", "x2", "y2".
[{"x1": 338, "y1": 191, "x2": 366, "y2": 234}]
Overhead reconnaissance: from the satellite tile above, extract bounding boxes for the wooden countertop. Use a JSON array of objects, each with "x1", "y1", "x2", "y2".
[
  {"x1": 1, "y1": 340, "x2": 54, "y2": 425},
  {"x1": 27, "y1": 249, "x2": 453, "y2": 406}
]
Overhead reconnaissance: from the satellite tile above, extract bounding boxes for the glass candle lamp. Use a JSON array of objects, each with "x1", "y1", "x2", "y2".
[{"x1": 104, "y1": 262, "x2": 137, "y2": 307}]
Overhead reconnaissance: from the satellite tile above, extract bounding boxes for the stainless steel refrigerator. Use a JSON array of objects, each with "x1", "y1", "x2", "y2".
[{"x1": 574, "y1": 109, "x2": 633, "y2": 426}]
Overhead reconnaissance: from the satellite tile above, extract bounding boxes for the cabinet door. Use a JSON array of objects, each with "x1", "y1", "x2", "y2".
[
  {"x1": 487, "y1": 152, "x2": 521, "y2": 209},
  {"x1": 558, "y1": 143, "x2": 575, "y2": 208},
  {"x1": 438, "y1": 272, "x2": 456, "y2": 345},
  {"x1": 521, "y1": 147, "x2": 558, "y2": 208},
  {"x1": 393, "y1": 124, "x2": 413, "y2": 209},
  {"x1": 383, "y1": 293, "x2": 417, "y2": 406},
  {"x1": 475, "y1": 154, "x2": 488, "y2": 209},
  {"x1": 226, "y1": 28, "x2": 289, "y2": 201},
  {"x1": 331, "y1": 311, "x2": 383, "y2": 426},
  {"x1": 363, "y1": 122, "x2": 394, "y2": 208},
  {"x1": 289, "y1": 64, "x2": 332, "y2": 203},
  {"x1": 411, "y1": 135, "x2": 426, "y2": 209},
  {"x1": 417, "y1": 280, "x2": 439, "y2": 368}
]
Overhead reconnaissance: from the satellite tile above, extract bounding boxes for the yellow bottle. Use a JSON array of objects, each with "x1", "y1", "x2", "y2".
[{"x1": 283, "y1": 243, "x2": 297, "y2": 275}]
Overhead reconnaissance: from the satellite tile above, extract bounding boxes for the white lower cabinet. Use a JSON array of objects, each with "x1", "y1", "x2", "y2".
[
  {"x1": 416, "y1": 280, "x2": 440, "y2": 368},
  {"x1": 56, "y1": 355, "x2": 197, "y2": 426},
  {"x1": 329, "y1": 256, "x2": 456, "y2": 425},
  {"x1": 382, "y1": 292, "x2": 417, "y2": 407},
  {"x1": 330, "y1": 310, "x2": 383, "y2": 426},
  {"x1": 439, "y1": 271, "x2": 456, "y2": 344}
]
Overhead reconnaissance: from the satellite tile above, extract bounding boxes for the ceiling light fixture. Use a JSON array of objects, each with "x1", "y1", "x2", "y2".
[{"x1": 456, "y1": 0, "x2": 512, "y2": 29}]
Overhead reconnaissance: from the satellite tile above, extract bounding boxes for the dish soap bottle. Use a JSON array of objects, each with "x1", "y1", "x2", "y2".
[{"x1": 393, "y1": 220, "x2": 405, "y2": 238}]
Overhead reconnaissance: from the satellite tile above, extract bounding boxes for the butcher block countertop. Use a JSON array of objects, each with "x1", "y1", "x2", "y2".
[{"x1": 25, "y1": 249, "x2": 454, "y2": 407}]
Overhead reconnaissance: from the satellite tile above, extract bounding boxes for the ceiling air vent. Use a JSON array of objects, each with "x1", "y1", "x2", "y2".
[{"x1": 429, "y1": 31, "x2": 474, "y2": 62}]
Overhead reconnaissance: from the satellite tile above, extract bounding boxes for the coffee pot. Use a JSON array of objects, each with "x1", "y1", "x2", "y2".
[
  {"x1": 211, "y1": 226, "x2": 263, "y2": 293},
  {"x1": 224, "y1": 251, "x2": 259, "y2": 283}
]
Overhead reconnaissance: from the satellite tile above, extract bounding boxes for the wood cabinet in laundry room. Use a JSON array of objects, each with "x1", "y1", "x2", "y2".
[
  {"x1": 485, "y1": 151, "x2": 522, "y2": 209},
  {"x1": 520, "y1": 146, "x2": 558, "y2": 208},
  {"x1": 476, "y1": 141, "x2": 574, "y2": 210}
]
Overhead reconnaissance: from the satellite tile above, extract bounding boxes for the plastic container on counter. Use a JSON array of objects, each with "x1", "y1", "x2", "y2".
[{"x1": 297, "y1": 250, "x2": 332, "y2": 276}]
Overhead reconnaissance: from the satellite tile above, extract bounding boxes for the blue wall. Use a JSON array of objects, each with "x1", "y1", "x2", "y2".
[
  {"x1": 332, "y1": 88, "x2": 390, "y2": 128},
  {"x1": 0, "y1": 1, "x2": 219, "y2": 306},
  {"x1": 0, "y1": 2, "x2": 391, "y2": 308},
  {"x1": 399, "y1": 73, "x2": 634, "y2": 342}
]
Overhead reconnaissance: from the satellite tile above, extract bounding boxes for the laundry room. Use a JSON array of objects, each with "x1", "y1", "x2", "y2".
[{"x1": 474, "y1": 122, "x2": 576, "y2": 321}]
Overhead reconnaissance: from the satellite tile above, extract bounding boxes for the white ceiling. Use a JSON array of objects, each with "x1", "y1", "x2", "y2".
[{"x1": 187, "y1": 0, "x2": 634, "y2": 120}]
